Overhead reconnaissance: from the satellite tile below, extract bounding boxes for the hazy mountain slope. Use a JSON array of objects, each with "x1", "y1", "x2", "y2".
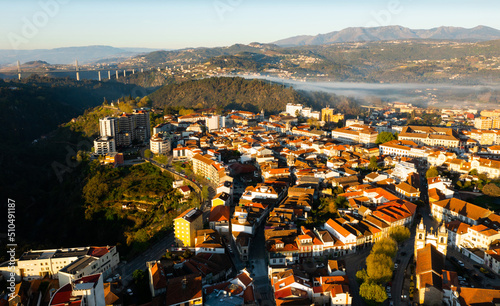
[
  {"x1": 0, "y1": 45, "x2": 160, "y2": 66},
  {"x1": 274, "y1": 25, "x2": 500, "y2": 46}
]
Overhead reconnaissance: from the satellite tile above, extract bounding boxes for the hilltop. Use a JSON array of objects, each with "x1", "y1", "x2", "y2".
[{"x1": 149, "y1": 77, "x2": 307, "y2": 113}]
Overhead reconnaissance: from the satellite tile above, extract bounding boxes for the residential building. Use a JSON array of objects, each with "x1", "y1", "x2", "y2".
[
  {"x1": 150, "y1": 132, "x2": 171, "y2": 155},
  {"x1": 331, "y1": 125, "x2": 378, "y2": 147},
  {"x1": 192, "y1": 154, "x2": 229, "y2": 186},
  {"x1": 57, "y1": 246, "x2": 120, "y2": 286},
  {"x1": 99, "y1": 117, "x2": 117, "y2": 137},
  {"x1": 94, "y1": 136, "x2": 116, "y2": 155},
  {"x1": 431, "y1": 198, "x2": 493, "y2": 225},
  {"x1": 474, "y1": 116, "x2": 493, "y2": 129},
  {"x1": 14, "y1": 246, "x2": 119, "y2": 284},
  {"x1": 205, "y1": 115, "x2": 226, "y2": 131},
  {"x1": 165, "y1": 274, "x2": 203, "y2": 306},
  {"x1": 174, "y1": 208, "x2": 203, "y2": 247},
  {"x1": 211, "y1": 192, "x2": 230, "y2": 208},
  {"x1": 49, "y1": 274, "x2": 105, "y2": 306},
  {"x1": 398, "y1": 126, "x2": 459, "y2": 148},
  {"x1": 484, "y1": 248, "x2": 500, "y2": 274},
  {"x1": 286, "y1": 103, "x2": 304, "y2": 117},
  {"x1": 209, "y1": 205, "x2": 230, "y2": 234},
  {"x1": 379, "y1": 139, "x2": 430, "y2": 158},
  {"x1": 395, "y1": 182, "x2": 420, "y2": 201}
]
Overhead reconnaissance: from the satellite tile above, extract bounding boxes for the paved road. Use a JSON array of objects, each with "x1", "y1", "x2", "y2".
[
  {"x1": 118, "y1": 234, "x2": 175, "y2": 286},
  {"x1": 393, "y1": 235, "x2": 415, "y2": 306},
  {"x1": 447, "y1": 247, "x2": 498, "y2": 288},
  {"x1": 343, "y1": 247, "x2": 371, "y2": 306},
  {"x1": 249, "y1": 221, "x2": 273, "y2": 304}
]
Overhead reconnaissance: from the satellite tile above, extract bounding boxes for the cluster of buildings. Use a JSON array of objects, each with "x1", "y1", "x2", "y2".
[
  {"x1": 79, "y1": 102, "x2": 500, "y2": 305},
  {"x1": 413, "y1": 197, "x2": 500, "y2": 305},
  {"x1": 162, "y1": 106, "x2": 426, "y2": 305},
  {"x1": 94, "y1": 110, "x2": 150, "y2": 155},
  {"x1": 1, "y1": 246, "x2": 121, "y2": 305},
  {"x1": 154, "y1": 103, "x2": 500, "y2": 305}
]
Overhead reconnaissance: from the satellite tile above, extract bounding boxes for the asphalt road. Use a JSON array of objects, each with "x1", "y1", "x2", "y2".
[
  {"x1": 118, "y1": 234, "x2": 175, "y2": 286},
  {"x1": 343, "y1": 247, "x2": 371, "y2": 306}
]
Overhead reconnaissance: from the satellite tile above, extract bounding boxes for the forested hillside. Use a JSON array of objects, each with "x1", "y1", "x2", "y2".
[
  {"x1": 149, "y1": 77, "x2": 308, "y2": 113},
  {"x1": 0, "y1": 75, "x2": 145, "y2": 144}
]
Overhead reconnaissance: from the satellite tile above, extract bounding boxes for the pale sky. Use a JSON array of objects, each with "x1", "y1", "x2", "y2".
[{"x1": 1, "y1": 0, "x2": 499, "y2": 50}]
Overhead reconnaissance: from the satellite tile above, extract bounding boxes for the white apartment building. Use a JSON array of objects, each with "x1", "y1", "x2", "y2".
[
  {"x1": 12, "y1": 246, "x2": 119, "y2": 284},
  {"x1": 205, "y1": 115, "x2": 226, "y2": 131},
  {"x1": 99, "y1": 117, "x2": 117, "y2": 137},
  {"x1": 286, "y1": 103, "x2": 304, "y2": 117},
  {"x1": 94, "y1": 136, "x2": 116, "y2": 155},
  {"x1": 58, "y1": 246, "x2": 120, "y2": 286},
  {"x1": 150, "y1": 133, "x2": 171, "y2": 155}
]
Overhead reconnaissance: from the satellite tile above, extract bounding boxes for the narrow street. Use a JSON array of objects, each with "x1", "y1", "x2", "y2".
[
  {"x1": 249, "y1": 221, "x2": 273, "y2": 305},
  {"x1": 343, "y1": 247, "x2": 371, "y2": 306}
]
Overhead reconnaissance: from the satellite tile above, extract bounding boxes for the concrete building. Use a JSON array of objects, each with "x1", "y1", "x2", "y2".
[
  {"x1": 99, "y1": 117, "x2": 117, "y2": 137},
  {"x1": 286, "y1": 103, "x2": 303, "y2": 117},
  {"x1": 431, "y1": 198, "x2": 493, "y2": 225},
  {"x1": 57, "y1": 247, "x2": 120, "y2": 286},
  {"x1": 192, "y1": 154, "x2": 229, "y2": 186},
  {"x1": 174, "y1": 208, "x2": 203, "y2": 247},
  {"x1": 398, "y1": 126, "x2": 459, "y2": 148},
  {"x1": 49, "y1": 274, "x2": 105, "y2": 306},
  {"x1": 94, "y1": 136, "x2": 116, "y2": 155},
  {"x1": 205, "y1": 115, "x2": 226, "y2": 131},
  {"x1": 150, "y1": 132, "x2": 171, "y2": 155},
  {"x1": 13, "y1": 246, "x2": 118, "y2": 284}
]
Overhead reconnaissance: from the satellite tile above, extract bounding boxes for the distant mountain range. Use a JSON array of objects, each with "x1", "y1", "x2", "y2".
[
  {"x1": 0, "y1": 45, "x2": 162, "y2": 66},
  {"x1": 273, "y1": 25, "x2": 500, "y2": 46}
]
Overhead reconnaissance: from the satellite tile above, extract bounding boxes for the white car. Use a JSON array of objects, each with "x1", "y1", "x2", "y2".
[{"x1": 127, "y1": 289, "x2": 133, "y2": 295}]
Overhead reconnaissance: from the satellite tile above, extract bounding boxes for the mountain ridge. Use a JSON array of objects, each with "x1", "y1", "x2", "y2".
[
  {"x1": 273, "y1": 25, "x2": 500, "y2": 46},
  {"x1": 0, "y1": 45, "x2": 162, "y2": 66}
]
